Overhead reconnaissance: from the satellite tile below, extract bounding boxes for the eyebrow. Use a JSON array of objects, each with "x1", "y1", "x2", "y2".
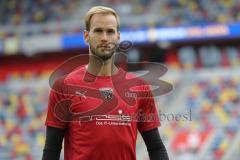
[
  {"x1": 93, "y1": 28, "x2": 103, "y2": 31},
  {"x1": 93, "y1": 27, "x2": 116, "y2": 32}
]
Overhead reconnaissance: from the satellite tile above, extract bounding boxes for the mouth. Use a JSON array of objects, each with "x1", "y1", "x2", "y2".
[
  {"x1": 97, "y1": 42, "x2": 117, "y2": 49},
  {"x1": 98, "y1": 46, "x2": 112, "y2": 51},
  {"x1": 98, "y1": 45, "x2": 109, "y2": 48}
]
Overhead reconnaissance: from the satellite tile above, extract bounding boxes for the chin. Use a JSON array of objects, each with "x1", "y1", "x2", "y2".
[
  {"x1": 98, "y1": 52, "x2": 114, "y2": 61},
  {"x1": 99, "y1": 55, "x2": 113, "y2": 61}
]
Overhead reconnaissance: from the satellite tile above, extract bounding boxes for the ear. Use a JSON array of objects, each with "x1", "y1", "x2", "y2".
[{"x1": 84, "y1": 30, "x2": 89, "y2": 43}]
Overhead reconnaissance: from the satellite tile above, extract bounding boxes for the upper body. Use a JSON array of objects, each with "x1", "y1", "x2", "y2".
[
  {"x1": 45, "y1": 65, "x2": 160, "y2": 160},
  {"x1": 43, "y1": 6, "x2": 169, "y2": 160}
]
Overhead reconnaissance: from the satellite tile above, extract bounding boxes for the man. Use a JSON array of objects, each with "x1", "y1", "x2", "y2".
[{"x1": 42, "y1": 6, "x2": 169, "y2": 160}]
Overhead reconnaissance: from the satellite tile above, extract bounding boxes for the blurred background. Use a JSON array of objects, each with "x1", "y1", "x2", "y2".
[{"x1": 0, "y1": 0, "x2": 240, "y2": 159}]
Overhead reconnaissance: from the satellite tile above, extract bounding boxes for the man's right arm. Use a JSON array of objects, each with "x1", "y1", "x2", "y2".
[{"x1": 42, "y1": 126, "x2": 66, "y2": 160}]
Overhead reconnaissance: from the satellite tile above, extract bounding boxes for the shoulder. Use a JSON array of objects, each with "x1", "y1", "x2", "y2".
[
  {"x1": 64, "y1": 65, "x2": 87, "y2": 85},
  {"x1": 49, "y1": 65, "x2": 86, "y2": 93},
  {"x1": 125, "y1": 71, "x2": 149, "y2": 88}
]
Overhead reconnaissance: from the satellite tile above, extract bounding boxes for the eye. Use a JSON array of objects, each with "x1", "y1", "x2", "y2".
[
  {"x1": 107, "y1": 29, "x2": 115, "y2": 34},
  {"x1": 94, "y1": 28, "x2": 102, "y2": 33}
]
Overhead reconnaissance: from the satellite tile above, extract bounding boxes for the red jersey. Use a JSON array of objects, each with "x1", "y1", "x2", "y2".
[{"x1": 45, "y1": 65, "x2": 160, "y2": 160}]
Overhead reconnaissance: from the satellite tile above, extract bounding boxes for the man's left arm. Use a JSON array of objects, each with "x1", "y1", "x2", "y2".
[{"x1": 141, "y1": 128, "x2": 169, "y2": 160}]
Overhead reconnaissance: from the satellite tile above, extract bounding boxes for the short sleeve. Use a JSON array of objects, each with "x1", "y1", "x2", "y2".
[
  {"x1": 45, "y1": 79, "x2": 69, "y2": 129},
  {"x1": 137, "y1": 82, "x2": 160, "y2": 133}
]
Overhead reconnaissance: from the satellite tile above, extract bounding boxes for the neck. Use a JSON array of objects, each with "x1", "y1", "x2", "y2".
[{"x1": 87, "y1": 55, "x2": 118, "y2": 76}]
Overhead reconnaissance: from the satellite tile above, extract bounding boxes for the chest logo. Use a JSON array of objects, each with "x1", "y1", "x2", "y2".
[{"x1": 99, "y1": 87, "x2": 113, "y2": 101}]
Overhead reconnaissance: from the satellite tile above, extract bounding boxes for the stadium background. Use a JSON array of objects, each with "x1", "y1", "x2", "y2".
[{"x1": 0, "y1": 0, "x2": 240, "y2": 159}]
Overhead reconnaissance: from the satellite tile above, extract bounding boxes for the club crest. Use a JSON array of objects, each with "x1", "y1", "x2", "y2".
[{"x1": 99, "y1": 87, "x2": 113, "y2": 101}]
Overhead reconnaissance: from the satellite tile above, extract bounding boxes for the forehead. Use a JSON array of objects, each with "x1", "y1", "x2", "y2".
[{"x1": 90, "y1": 13, "x2": 118, "y2": 30}]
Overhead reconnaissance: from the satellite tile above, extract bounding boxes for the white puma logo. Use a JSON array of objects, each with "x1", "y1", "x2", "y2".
[{"x1": 75, "y1": 91, "x2": 87, "y2": 98}]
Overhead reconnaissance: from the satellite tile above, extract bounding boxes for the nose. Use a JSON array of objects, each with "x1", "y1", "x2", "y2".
[{"x1": 101, "y1": 32, "x2": 108, "y2": 42}]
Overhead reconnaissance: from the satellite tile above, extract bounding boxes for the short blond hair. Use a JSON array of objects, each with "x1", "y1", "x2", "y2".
[{"x1": 85, "y1": 6, "x2": 120, "y2": 31}]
